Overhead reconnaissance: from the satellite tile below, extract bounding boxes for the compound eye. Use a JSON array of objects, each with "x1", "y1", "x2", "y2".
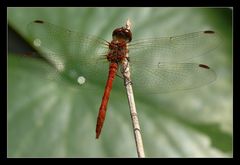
[{"x1": 112, "y1": 27, "x2": 132, "y2": 43}]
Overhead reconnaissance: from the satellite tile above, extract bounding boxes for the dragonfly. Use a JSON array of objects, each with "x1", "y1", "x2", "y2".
[{"x1": 28, "y1": 20, "x2": 219, "y2": 139}]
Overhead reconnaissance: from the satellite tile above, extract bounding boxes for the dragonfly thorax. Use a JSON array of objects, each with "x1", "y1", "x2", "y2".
[{"x1": 107, "y1": 41, "x2": 128, "y2": 63}]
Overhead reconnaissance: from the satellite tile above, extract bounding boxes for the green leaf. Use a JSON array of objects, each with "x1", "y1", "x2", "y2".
[{"x1": 8, "y1": 7, "x2": 232, "y2": 157}]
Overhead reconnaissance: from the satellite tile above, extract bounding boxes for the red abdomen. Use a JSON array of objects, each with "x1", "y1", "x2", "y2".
[{"x1": 96, "y1": 63, "x2": 118, "y2": 139}]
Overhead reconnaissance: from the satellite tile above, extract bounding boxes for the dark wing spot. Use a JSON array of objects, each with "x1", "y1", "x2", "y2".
[
  {"x1": 34, "y1": 20, "x2": 44, "y2": 24},
  {"x1": 204, "y1": 30, "x2": 215, "y2": 34},
  {"x1": 199, "y1": 64, "x2": 210, "y2": 69}
]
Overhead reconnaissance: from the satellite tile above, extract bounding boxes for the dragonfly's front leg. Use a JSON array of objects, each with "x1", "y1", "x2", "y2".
[{"x1": 120, "y1": 58, "x2": 133, "y2": 86}]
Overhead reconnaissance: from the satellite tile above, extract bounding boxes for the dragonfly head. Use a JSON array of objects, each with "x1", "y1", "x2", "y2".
[{"x1": 112, "y1": 27, "x2": 132, "y2": 43}]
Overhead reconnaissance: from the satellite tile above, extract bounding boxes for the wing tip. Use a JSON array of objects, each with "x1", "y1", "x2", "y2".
[
  {"x1": 34, "y1": 20, "x2": 44, "y2": 24},
  {"x1": 199, "y1": 64, "x2": 210, "y2": 69},
  {"x1": 203, "y1": 30, "x2": 215, "y2": 34}
]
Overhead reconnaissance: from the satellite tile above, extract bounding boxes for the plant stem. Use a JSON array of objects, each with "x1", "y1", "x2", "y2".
[{"x1": 121, "y1": 19, "x2": 145, "y2": 158}]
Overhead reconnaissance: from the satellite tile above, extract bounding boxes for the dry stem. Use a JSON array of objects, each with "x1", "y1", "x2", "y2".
[{"x1": 121, "y1": 19, "x2": 145, "y2": 158}]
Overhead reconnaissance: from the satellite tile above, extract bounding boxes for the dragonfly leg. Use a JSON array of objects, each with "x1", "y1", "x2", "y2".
[
  {"x1": 118, "y1": 58, "x2": 130, "y2": 79},
  {"x1": 120, "y1": 59, "x2": 130, "y2": 74},
  {"x1": 120, "y1": 60, "x2": 134, "y2": 86},
  {"x1": 116, "y1": 73, "x2": 124, "y2": 79},
  {"x1": 124, "y1": 79, "x2": 133, "y2": 86},
  {"x1": 116, "y1": 65, "x2": 124, "y2": 79},
  {"x1": 116, "y1": 66, "x2": 133, "y2": 85}
]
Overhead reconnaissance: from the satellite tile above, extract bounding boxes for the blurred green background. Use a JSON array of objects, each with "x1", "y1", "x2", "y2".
[{"x1": 7, "y1": 7, "x2": 232, "y2": 157}]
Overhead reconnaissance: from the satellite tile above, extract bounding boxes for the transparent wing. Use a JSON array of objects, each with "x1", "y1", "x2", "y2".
[
  {"x1": 129, "y1": 31, "x2": 220, "y2": 63},
  {"x1": 27, "y1": 20, "x2": 218, "y2": 93},
  {"x1": 27, "y1": 20, "x2": 110, "y2": 88},
  {"x1": 27, "y1": 20, "x2": 109, "y2": 63},
  {"x1": 130, "y1": 62, "x2": 216, "y2": 93}
]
